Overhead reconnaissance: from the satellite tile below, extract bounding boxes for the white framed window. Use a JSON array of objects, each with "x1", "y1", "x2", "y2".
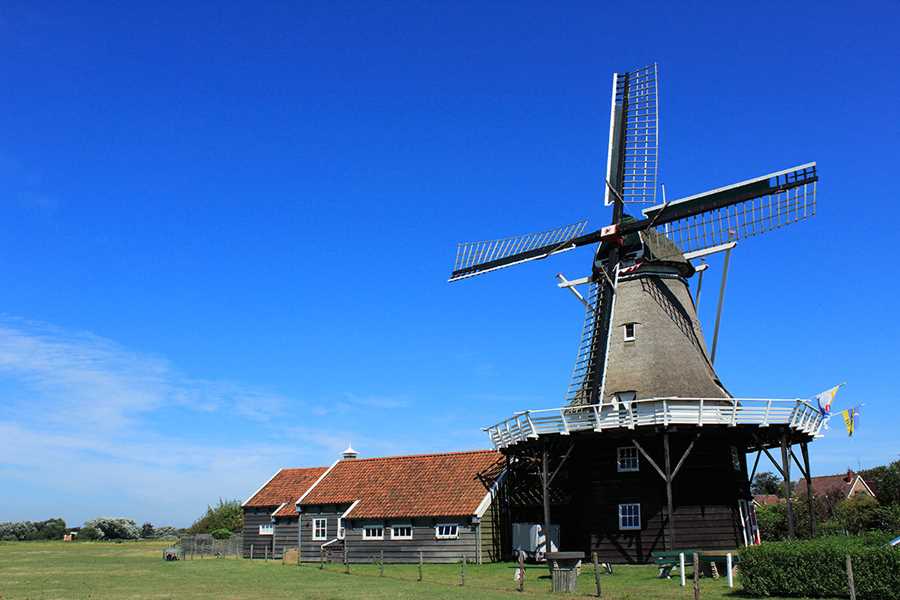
[
  {"x1": 618, "y1": 503, "x2": 641, "y2": 530},
  {"x1": 623, "y1": 322, "x2": 636, "y2": 341},
  {"x1": 312, "y1": 518, "x2": 327, "y2": 541},
  {"x1": 617, "y1": 446, "x2": 639, "y2": 472},
  {"x1": 337, "y1": 517, "x2": 345, "y2": 540},
  {"x1": 259, "y1": 523, "x2": 274, "y2": 536},
  {"x1": 363, "y1": 525, "x2": 384, "y2": 540},
  {"x1": 390, "y1": 525, "x2": 413, "y2": 540},
  {"x1": 435, "y1": 524, "x2": 459, "y2": 539}
]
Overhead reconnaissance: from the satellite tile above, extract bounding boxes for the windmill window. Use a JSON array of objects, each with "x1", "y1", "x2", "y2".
[
  {"x1": 363, "y1": 525, "x2": 384, "y2": 540},
  {"x1": 390, "y1": 525, "x2": 413, "y2": 540},
  {"x1": 618, "y1": 503, "x2": 641, "y2": 530},
  {"x1": 623, "y1": 323, "x2": 636, "y2": 341},
  {"x1": 617, "y1": 446, "x2": 640, "y2": 472},
  {"x1": 435, "y1": 524, "x2": 459, "y2": 539},
  {"x1": 312, "y1": 518, "x2": 327, "y2": 541}
]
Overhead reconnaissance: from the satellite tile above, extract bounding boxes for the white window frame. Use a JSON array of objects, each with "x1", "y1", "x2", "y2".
[
  {"x1": 618, "y1": 503, "x2": 641, "y2": 530},
  {"x1": 258, "y1": 523, "x2": 274, "y2": 536},
  {"x1": 617, "y1": 446, "x2": 639, "y2": 472},
  {"x1": 312, "y1": 518, "x2": 327, "y2": 541},
  {"x1": 623, "y1": 322, "x2": 636, "y2": 341},
  {"x1": 362, "y1": 525, "x2": 384, "y2": 540},
  {"x1": 390, "y1": 524, "x2": 413, "y2": 540},
  {"x1": 435, "y1": 523, "x2": 459, "y2": 540}
]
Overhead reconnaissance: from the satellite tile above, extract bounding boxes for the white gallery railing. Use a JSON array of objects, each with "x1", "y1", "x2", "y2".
[{"x1": 484, "y1": 397, "x2": 826, "y2": 450}]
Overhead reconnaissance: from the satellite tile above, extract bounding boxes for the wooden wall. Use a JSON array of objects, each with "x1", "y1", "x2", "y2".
[
  {"x1": 273, "y1": 517, "x2": 298, "y2": 558},
  {"x1": 242, "y1": 507, "x2": 275, "y2": 558}
]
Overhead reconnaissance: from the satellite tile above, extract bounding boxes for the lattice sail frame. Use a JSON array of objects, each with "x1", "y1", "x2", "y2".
[
  {"x1": 646, "y1": 163, "x2": 817, "y2": 258},
  {"x1": 563, "y1": 281, "x2": 604, "y2": 406},
  {"x1": 450, "y1": 219, "x2": 588, "y2": 281},
  {"x1": 605, "y1": 64, "x2": 659, "y2": 207}
]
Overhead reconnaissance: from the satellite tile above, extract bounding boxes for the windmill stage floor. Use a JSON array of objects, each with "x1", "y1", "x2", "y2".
[{"x1": 0, "y1": 540, "x2": 835, "y2": 600}]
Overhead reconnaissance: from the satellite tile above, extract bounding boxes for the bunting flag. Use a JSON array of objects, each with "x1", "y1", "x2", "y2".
[
  {"x1": 816, "y1": 384, "x2": 843, "y2": 415},
  {"x1": 841, "y1": 408, "x2": 857, "y2": 437}
]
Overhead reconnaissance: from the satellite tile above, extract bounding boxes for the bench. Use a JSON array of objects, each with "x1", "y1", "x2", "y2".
[{"x1": 651, "y1": 550, "x2": 741, "y2": 579}]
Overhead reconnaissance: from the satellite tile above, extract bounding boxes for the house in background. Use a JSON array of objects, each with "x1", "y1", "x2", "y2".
[
  {"x1": 752, "y1": 494, "x2": 782, "y2": 508},
  {"x1": 297, "y1": 448, "x2": 503, "y2": 564},
  {"x1": 241, "y1": 466, "x2": 327, "y2": 558},
  {"x1": 798, "y1": 469, "x2": 876, "y2": 501}
]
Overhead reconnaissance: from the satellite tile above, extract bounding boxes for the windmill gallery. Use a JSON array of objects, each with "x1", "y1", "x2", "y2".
[{"x1": 242, "y1": 64, "x2": 836, "y2": 565}]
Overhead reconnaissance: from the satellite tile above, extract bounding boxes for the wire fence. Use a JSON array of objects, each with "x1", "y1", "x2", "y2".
[{"x1": 173, "y1": 534, "x2": 243, "y2": 559}]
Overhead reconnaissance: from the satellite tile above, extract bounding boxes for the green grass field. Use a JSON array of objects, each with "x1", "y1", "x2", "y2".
[{"x1": 0, "y1": 540, "x2": 835, "y2": 600}]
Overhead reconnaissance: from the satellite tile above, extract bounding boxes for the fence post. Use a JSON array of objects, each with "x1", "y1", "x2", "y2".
[
  {"x1": 726, "y1": 553, "x2": 733, "y2": 588},
  {"x1": 344, "y1": 543, "x2": 350, "y2": 574},
  {"x1": 846, "y1": 555, "x2": 856, "y2": 600},
  {"x1": 418, "y1": 551, "x2": 423, "y2": 582},
  {"x1": 459, "y1": 554, "x2": 466, "y2": 586},
  {"x1": 250, "y1": 544, "x2": 254, "y2": 560},
  {"x1": 692, "y1": 552, "x2": 700, "y2": 600},
  {"x1": 680, "y1": 552, "x2": 686, "y2": 587},
  {"x1": 592, "y1": 551, "x2": 602, "y2": 598},
  {"x1": 379, "y1": 550, "x2": 384, "y2": 577},
  {"x1": 264, "y1": 545, "x2": 268, "y2": 561},
  {"x1": 319, "y1": 546, "x2": 324, "y2": 570},
  {"x1": 517, "y1": 550, "x2": 525, "y2": 592}
]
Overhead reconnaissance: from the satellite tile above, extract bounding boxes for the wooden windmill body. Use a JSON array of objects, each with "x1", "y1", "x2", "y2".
[{"x1": 449, "y1": 64, "x2": 825, "y2": 562}]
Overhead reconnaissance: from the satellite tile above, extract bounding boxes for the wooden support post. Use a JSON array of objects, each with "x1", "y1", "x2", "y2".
[
  {"x1": 692, "y1": 552, "x2": 700, "y2": 600},
  {"x1": 379, "y1": 550, "x2": 384, "y2": 576},
  {"x1": 541, "y1": 442, "x2": 552, "y2": 561},
  {"x1": 780, "y1": 434, "x2": 795, "y2": 538},
  {"x1": 846, "y1": 555, "x2": 856, "y2": 600},
  {"x1": 418, "y1": 551, "x2": 423, "y2": 582},
  {"x1": 801, "y1": 442, "x2": 816, "y2": 537},
  {"x1": 517, "y1": 550, "x2": 525, "y2": 592},
  {"x1": 664, "y1": 432, "x2": 675, "y2": 550},
  {"x1": 592, "y1": 551, "x2": 602, "y2": 598}
]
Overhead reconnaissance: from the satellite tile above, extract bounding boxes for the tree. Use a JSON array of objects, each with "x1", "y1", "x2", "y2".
[
  {"x1": 141, "y1": 522, "x2": 156, "y2": 539},
  {"x1": 861, "y1": 460, "x2": 900, "y2": 505},
  {"x1": 751, "y1": 472, "x2": 783, "y2": 495},
  {"x1": 82, "y1": 518, "x2": 141, "y2": 540},
  {"x1": 834, "y1": 494, "x2": 881, "y2": 534},
  {"x1": 188, "y1": 499, "x2": 243, "y2": 535}
]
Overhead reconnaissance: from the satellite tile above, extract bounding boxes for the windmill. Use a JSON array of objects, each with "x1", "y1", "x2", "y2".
[{"x1": 450, "y1": 64, "x2": 826, "y2": 561}]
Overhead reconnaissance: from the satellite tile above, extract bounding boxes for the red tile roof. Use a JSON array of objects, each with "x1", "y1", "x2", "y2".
[
  {"x1": 798, "y1": 470, "x2": 873, "y2": 499},
  {"x1": 753, "y1": 494, "x2": 781, "y2": 506},
  {"x1": 244, "y1": 467, "x2": 327, "y2": 512},
  {"x1": 299, "y1": 450, "x2": 503, "y2": 519}
]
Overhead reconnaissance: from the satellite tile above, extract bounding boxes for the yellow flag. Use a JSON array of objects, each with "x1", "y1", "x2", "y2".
[{"x1": 841, "y1": 409, "x2": 855, "y2": 436}]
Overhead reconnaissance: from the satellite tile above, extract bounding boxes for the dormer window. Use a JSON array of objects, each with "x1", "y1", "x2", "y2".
[{"x1": 623, "y1": 323, "x2": 636, "y2": 341}]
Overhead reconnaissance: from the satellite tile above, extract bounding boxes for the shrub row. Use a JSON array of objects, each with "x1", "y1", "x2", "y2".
[
  {"x1": 739, "y1": 534, "x2": 900, "y2": 599},
  {"x1": 0, "y1": 519, "x2": 66, "y2": 541}
]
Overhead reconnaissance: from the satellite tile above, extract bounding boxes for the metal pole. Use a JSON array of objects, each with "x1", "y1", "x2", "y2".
[
  {"x1": 801, "y1": 442, "x2": 816, "y2": 537},
  {"x1": 781, "y1": 434, "x2": 795, "y2": 538},
  {"x1": 541, "y1": 443, "x2": 552, "y2": 561},
  {"x1": 726, "y1": 553, "x2": 733, "y2": 588},
  {"x1": 709, "y1": 245, "x2": 732, "y2": 365},
  {"x1": 664, "y1": 432, "x2": 675, "y2": 550},
  {"x1": 679, "y1": 553, "x2": 686, "y2": 587}
]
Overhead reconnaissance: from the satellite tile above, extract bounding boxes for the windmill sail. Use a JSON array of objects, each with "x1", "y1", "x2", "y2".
[
  {"x1": 642, "y1": 162, "x2": 817, "y2": 258},
  {"x1": 564, "y1": 281, "x2": 604, "y2": 405},
  {"x1": 605, "y1": 64, "x2": 659, "y2": 207},
  {"x1": 449, "y1": 219, "x2": 589, "y2": 282}
]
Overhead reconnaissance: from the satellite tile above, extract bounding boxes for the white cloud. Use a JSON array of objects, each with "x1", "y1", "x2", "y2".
[{"x1": 0, "y1": 318, "x2": 416, "y2": 526}]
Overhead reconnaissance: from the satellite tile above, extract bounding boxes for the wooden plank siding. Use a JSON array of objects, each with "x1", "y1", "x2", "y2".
[
  {"x1": 242, "y1": 508, "x2": 275, "y2": 558},
  {"x1": 297, "y1": 504, "x2": 489, "y2": 563},
  {"x1": 507, "y1": 432, "x2": 750, "y2": 563},
  {"x1": 272, "y1": 517, "x2": 299, "y2": 558}
]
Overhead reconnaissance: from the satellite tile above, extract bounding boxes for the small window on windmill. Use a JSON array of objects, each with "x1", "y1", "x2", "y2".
[
  {"x1": 617, "y1": 446, "x2": 639, "y2": 472},
  {"x1": 623, "y1": 323, "x2": 636, "y2": 341}
]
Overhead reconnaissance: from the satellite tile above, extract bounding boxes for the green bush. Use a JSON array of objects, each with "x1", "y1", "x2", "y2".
[
  {"x1": 739, "y1": 534, "x2": 900, "y2": 599},
  {"x1": 82, "y1": 518, "x2": 140, "y2": 540},
  {"x1": 835, "y1": 495, "x2": 880, "y2": 534},
  {"x1": 210, "y1": 528, "x2": 232, "y2": 540}
]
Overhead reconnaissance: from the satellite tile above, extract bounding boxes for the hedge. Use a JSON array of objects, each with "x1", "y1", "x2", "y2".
[{"x1": 739, "y1": 534, "x2": 900, "y2": 599}]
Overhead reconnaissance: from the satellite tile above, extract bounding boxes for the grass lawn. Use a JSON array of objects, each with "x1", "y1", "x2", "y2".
[{"x1": 0, "y1": 540, "x2": 835, "y2": 600}]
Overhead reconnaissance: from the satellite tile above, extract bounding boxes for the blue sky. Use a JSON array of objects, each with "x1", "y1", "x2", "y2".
[{"x1": 1, "y1": 2, "x2": 898, "y2": 527}]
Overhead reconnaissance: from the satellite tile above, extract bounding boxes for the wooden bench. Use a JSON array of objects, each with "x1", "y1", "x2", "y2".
[{"x1": 651, "y1": 550, "x2": 740, "y2": 579}]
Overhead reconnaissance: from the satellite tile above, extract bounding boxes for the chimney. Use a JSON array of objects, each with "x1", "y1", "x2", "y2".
[
  {"x1": 342, "y1": 444, "x2": 359, "y2": 460},
  {"x1": 845, "y1": 468, "x2": 854, "y2": 482}
]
